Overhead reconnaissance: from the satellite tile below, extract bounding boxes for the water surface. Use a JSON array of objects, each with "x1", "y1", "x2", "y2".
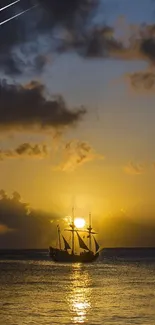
[{"x1": 0, "y1": 250, "x2": 155, "y2": 324}]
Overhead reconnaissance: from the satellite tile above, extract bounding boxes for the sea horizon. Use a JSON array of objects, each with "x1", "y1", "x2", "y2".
[{"x1": 1, "y1": 247, "x2": 155, "y2": 261}]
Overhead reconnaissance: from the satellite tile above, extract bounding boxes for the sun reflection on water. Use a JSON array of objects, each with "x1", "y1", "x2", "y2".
[{"x1": 68, "y1": 264, "x2": 92, "y2": 324}]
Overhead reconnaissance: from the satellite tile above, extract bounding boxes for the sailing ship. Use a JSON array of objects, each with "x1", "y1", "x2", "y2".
[{"x1": 49, "y1": 209, "x2": 100, "y2": 263}]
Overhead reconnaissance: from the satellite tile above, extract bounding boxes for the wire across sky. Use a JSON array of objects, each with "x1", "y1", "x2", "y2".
[
  {"x1": 0, "y1": 0, "x2": 20, "y2": 12},
  {"x1": 0, "y1": 0, "x2": 38, "y2": 26}
]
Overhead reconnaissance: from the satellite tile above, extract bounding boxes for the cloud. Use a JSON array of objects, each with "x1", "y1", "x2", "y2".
[
  {"x1": 0, "y1": 0, "x2": 33, "y2": 75},
  {"x1": 124, "y1": 161, "x2": 145, "y2": 175},
  {"x1": 37, "y1": 0, "x2": 98, "y2": 28},
  {"x1": 1, "y1": 1, "x2": 155, "y2": 76},
  {"x1": 0, "y1": 1, "x2": 149, "y2": 76},
  {"x1": 52, "y1": 17, "x2": 155, "y2": 62},
  {"x1": 0, "y1": 79, "x2": 86, "y2": 132},
  {"x1": 1, "y1": 189, "x2": 155, "y2": 248},
  {"x1": 0, "y1": 0, "x2": 100, "y2": 75},
  {"x1": 109, "y1": 20, "x2": 155, "y2": 63},
  {"x1": 126, "y1": 71, "x2": 155, "y2": 92},
  {"x1": 140, "y1": 37, "x2": 155, "y2": 64},
  {"x1": 0, "y1": 189, "x2": 63, "y2": 248},
  {"x1": 0, "y1": 143, "x2": 48, "y2": 161},
  {"x1": 0, "y1": 1, "x2": 114, "y2": 75},
  {"x1": 83, "y1": 21, "x2": 155, "y2": 63},
  {"x1": 0, "y1": 53, "x2": 25, "y2": 75},
  {"x1": 56, "y1": 140, "x2": 103, "y2": 171},
  {"x1": 15, "y1": 142, "x2": 47, "y2": 156},
  {"x1": 75, "y1": 26, "x2": 123, "y2": 59},
  {"x1": 0, "y1": 140, "x2": 104, "y2": 169},
  {"x1": 33, "y1": 54, "x2": 49, "y2": 72}
]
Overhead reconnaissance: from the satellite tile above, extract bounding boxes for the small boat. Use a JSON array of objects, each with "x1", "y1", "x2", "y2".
[{"x1": 49, "y1": 209, "x2": 100, "y2": 263}]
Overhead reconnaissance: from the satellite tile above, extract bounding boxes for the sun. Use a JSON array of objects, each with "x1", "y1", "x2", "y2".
[{"x1": 74, "y1": 218, "x2": 86, "y2": 229}]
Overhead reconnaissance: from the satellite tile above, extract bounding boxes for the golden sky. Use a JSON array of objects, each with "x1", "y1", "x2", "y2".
[{"x1": 0, "y1": 0, "x2": 155, "y2": 247}]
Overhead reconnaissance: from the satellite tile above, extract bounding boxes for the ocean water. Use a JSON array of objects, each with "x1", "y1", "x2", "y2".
[{"x1": 0, "y1": 250, "x2": 155, "y2": 325}]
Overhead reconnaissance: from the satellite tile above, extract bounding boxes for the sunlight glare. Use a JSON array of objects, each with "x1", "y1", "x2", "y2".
[{"x1": 74, "y1": 218, "x2": 86, "y2": 229}]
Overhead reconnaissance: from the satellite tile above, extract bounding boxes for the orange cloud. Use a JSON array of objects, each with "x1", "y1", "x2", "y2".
[
  {"x1": 0, "y1": 143, "x2": 48, "y2": 161},
  {"x1": 125, "y1": 70, "x2": 155, "y2": 93},
  {"x1": 55, "y1": 140, "x2": 104, "y2": 171},
  {"x1": 124, "y1": 161, "x2": 145, "y2": 175}
]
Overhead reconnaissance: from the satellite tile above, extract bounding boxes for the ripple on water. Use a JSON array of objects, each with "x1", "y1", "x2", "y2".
[{"x1": 0, "y1": 256, "x2": 155, "y2": 324}]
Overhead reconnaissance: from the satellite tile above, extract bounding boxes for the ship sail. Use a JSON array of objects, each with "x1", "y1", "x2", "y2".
[
  {"x1": 49, "y1": 209, "x2": 100, "y2": 263},
  {"x1": 93, "y1": 236, "x2": 100, "y2": 252},
  {"x1": 62, "y1": 235, "x2": 71, "y2": 250},
  {"x1": 76, "y1": 231, "x2": 89, "y2": 251}
]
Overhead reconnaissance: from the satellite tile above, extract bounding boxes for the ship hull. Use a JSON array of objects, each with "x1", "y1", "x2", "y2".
[{"x1": 49, "y1": 247, "x2": 99, "y2": 263}]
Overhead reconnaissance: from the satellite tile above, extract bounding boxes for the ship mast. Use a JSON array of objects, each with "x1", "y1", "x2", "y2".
[
  {"x1": 88, "y1": 212, "x2": 92, "y2": 251},
  {"x1": 71, "y1": 207, "x2": 75, "y2": 255},
  {"x1": 57, "y1": 225, "x2": 61, "y2": 250}
]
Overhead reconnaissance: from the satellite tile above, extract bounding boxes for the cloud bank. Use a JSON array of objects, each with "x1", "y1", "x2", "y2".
[
  {"x1": 1, "y1": 190, "x2": 155, "y2": 248},
  {"x1": 1, "y1": 1, "x2": 155, "y2": 76}
]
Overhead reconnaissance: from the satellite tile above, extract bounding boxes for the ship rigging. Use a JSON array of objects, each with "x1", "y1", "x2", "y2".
[{"x1": 49, "y1": 209, "x2": 100, "y2": 263}]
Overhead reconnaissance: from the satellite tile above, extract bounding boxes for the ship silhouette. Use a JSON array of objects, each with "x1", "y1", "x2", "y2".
[{"x1": 49, "y1": 209, "x2": 100, "y2": 263}]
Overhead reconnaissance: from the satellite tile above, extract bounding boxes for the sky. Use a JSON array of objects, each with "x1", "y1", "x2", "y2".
[{"x1": 0, "y1": 0, "x2": 155, "y2": 248}]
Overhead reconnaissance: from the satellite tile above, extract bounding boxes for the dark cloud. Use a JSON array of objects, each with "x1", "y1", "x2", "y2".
[
  {"x1": 0, "y1": 80, "x2": 86, "y2": 132},
  {"x1": 37, "y1": 0, "x2": 98, "y2": 29},
  {"x1": 124, "y1": 25, "x2": 155, "y2": 64},
  {"x1": 0, "y1": 1, "x2": 125, "y2": 73},
  {"x1": 68, "y1": 26, "x2": 123, "y2": 59},
  {"x1": 0, "y1": 0, "x2": 34, "y2": 74},
  {"x1": 16, "y1": 142, "x2": 47, "y2": 156},
  {"x1": 0, "y1": 0, "x2": 100, "y2": 74},
  {"x1": 33, "y1": 54, "x2": 49, "y2": 72},
  {"x1": 1, "y1": 0, "x2": 155, "y2": 76},
  {"x1": 82, "y1": 21, "x2": 155, "y2": 63},
  {"x1": 38, "y1": 3, "x2": 124, "y2": 61},
  {"x1": 0, "y1": 53, "x2": 24, "y2": 75},
  {"x1": 0, "y1": 190, "x2": 63, "y2": 248},
  {"x1": 1, "y1": 0, "x2": 155, "y2": 97},
  {"x1": 140, "y1": 37, "x2": 155, "y2": 63},
  {"x1": 107, "y1": 20, "x2": 155, "y2": 63},
  {"x1": 0, "y1": 143, "x2": 48, "y2": 160},
  {"x1": 2, "y1": 0, "x2": 155, "y2": 78}
]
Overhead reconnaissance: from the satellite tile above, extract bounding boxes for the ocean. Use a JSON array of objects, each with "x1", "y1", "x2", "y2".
[{"x1": 0, "y1": 249, "x2": 155, "y2": 325}]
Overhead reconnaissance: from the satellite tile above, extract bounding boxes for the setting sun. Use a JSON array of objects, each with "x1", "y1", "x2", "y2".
[{"x1": 74, "y1": 218, "x2": 86, "y2": 229}]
